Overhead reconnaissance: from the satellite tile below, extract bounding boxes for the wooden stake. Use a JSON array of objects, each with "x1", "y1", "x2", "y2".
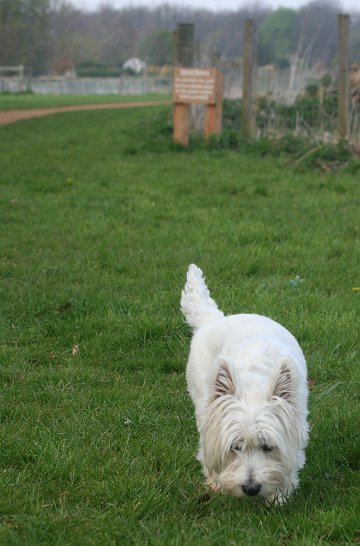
[
  {"x1": 338, "y1": 14, "x2": 350, "y2": 140},
  {"x1": 173, "y1": 103, "x2": 191, "y2": 145},
  {"x1": 242, "y1": 19, "x2": 256, "y2": 138},
  {"x1": 204, "y1": 71, "x2": 224, "y2": 138}
]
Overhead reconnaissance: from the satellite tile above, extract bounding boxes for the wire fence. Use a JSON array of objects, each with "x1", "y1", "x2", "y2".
[{"x1": 185, "y1": 15, "x2": 360, "y2": 145}]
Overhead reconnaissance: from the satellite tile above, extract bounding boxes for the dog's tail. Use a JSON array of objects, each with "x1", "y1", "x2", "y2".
[{"x1": 181, "y1": 264, "x2": 224, "y2": 329}]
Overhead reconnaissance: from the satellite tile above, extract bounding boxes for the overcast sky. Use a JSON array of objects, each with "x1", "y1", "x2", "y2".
[{"x1": 70, "y1": 0, "x2": 359, "y2": 12}]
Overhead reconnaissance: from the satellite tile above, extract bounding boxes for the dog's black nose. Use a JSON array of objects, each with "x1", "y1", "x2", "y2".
[{"x1": 242, "y1": 483, "x2": 262, "y2": 496}]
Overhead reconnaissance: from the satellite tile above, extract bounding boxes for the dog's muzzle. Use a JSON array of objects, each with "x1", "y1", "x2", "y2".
[{"x1": 242, "y1": 483, "x2": 262, "y2": 496}]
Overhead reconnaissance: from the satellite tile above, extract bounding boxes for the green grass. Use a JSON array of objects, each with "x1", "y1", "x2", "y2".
[
  {"x1": 0, "y1": 105, "x2": 359, "y2": 545},
  {"x1": 0, "y1": 93, "x2": 170, "y2": 111}
]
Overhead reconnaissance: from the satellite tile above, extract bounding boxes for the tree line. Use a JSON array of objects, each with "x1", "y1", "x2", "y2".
[{"x1": 0, "y1": 0, "x2": 359, "y2": 76}]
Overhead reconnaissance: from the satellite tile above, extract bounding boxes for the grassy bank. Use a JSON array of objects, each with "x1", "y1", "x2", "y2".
[{"x1": 0, "y1": 105, "x2": 359, "y2": 544}]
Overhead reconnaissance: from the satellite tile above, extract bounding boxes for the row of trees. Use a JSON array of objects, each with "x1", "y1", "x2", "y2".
[
  {"x1": 0, "y1": 0, "x2": 50, "y2": 73},
  {"x1": 0, "y1": 0, "x2": 360, "y2": 76}
]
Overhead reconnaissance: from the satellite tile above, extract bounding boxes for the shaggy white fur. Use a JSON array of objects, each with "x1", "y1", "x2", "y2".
[{"x1": 181, "y1": 264, "x2": 309, "y2": 503}]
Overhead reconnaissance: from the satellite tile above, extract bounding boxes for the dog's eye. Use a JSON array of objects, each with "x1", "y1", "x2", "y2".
[
  {"x1": 262, "y1": 444, "x2": 273, "y2": 452},
  {"x1": 230, "y1": 443, "x2": 242, "y2": 452}
]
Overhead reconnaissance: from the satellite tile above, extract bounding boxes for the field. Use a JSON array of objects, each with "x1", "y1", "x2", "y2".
[{"x1": 0, "y1": 103, "x2": 359, "y2": 545}]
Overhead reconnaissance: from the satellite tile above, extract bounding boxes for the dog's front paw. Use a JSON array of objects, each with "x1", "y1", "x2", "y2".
[{"x1": 206, "y1": 478, "x2": 222, "y2": 493}]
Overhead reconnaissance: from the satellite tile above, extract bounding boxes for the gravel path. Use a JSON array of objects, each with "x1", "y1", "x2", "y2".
[{"x1": 0, "y1": 100, "x2": 171, "y2": 125}]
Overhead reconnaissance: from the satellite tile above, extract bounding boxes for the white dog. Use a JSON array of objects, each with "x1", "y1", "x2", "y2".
[{"x1": 181, "y1": 264, "x2": 309, "y2": 504}]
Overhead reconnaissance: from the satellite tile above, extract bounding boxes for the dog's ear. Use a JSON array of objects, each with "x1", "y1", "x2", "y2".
[
  {"x1": 214, "y1": 358, "x2": 235, "y2": 399},
  {"x1": 270, "y1": 358, "x2": 295, "y2": 405}
]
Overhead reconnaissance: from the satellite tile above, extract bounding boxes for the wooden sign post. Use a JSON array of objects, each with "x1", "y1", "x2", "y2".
[{"x1": 173, "y1": 67, "x2": 224, "y2": 145}]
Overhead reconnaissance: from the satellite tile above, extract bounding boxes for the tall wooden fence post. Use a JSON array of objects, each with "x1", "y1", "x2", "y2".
[
  {"x1": 242, "y1": 18, "x2": 256, "y2": 138},
  {"x1": 338, "y1": 14, "x2": 350, "y2": 140},
  {"x1": 174, "y1": 23, "x2": 194, "y2": 67},
  {"x1": 173, "y1": 23, "x2": 194, "y2": 145}
]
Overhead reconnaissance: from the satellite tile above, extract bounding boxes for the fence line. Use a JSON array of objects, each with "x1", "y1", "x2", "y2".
[
  {"x1": 0, "y1": 76, "x2": 171, "y2": 96},
  {"x1": 0, "y1": 66, "x2": 335, "y2": 104}
]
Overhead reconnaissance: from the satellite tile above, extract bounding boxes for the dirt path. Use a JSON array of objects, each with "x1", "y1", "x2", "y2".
[{"x1": 0, "y1": 99, "x2": 171, "y2": 126}]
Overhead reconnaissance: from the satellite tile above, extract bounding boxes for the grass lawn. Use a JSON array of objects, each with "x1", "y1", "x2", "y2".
[
  {"x1": 0, "y1": 93, "x2": 170, "y2": 111},
  {"x1": 0, "y1": 105, "x2": 359, "y2": 545}
]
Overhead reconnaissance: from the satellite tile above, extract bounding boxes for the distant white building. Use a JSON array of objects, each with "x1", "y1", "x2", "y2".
[{"x1": 123, "y1": 58, "x2": 147, "y2": 74}]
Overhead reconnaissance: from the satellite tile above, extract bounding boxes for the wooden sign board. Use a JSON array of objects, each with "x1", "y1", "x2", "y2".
[
  {"x1": 173, "y1": 67, "x2": 218, "y2": 105},
  {"x1": 173, "y1": 67, "x2": 224, "y2": 145}
]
